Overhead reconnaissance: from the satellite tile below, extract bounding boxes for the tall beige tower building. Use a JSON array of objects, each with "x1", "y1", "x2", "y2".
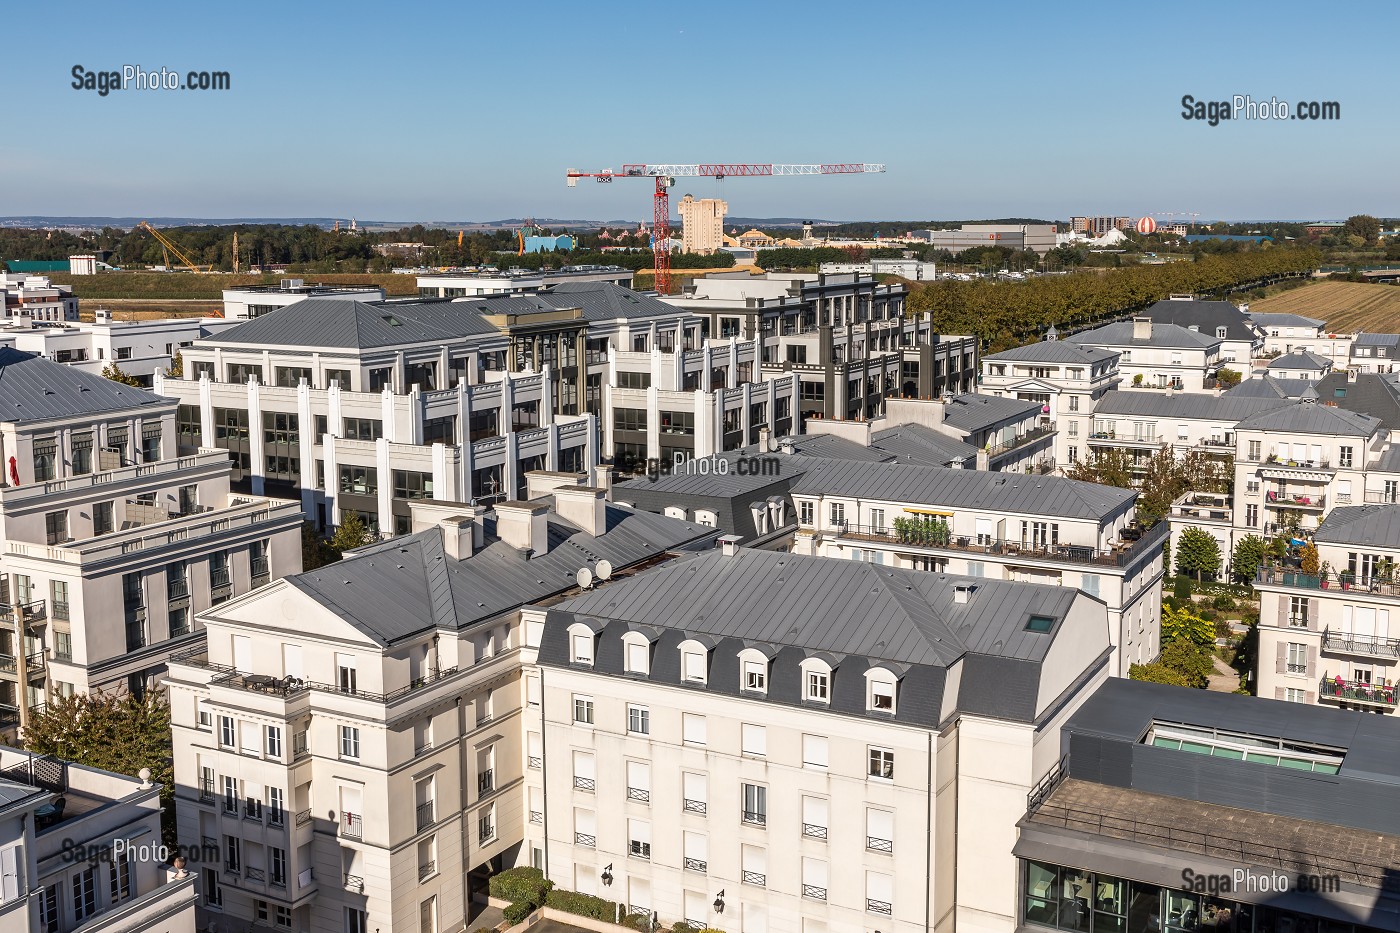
[{"x1": 677, "y1": 193, "x2": 727, "y2": 254}]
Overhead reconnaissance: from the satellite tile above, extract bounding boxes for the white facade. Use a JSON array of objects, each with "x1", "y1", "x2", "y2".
[
  {"x1": 0, "y1": 273, "x2": 78, "y2": 324},
  {"x1": 0, "y1": 313, "x2": 238, "y2": 385},
  {"x1": 221, "y1": 281, "x2": 386, "y2": 320},
  {"x1": 415, "y1": 267, "x2": 634, "y2": 299}
]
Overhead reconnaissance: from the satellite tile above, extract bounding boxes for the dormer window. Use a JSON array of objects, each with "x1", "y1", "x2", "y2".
[
  {"x1": 800, "y1": 658, "x2": 832, "y2": 703},
  {"x1": 738, "y1": 648, "x2": 771, "y2": 694},
  {"x1": 622, "y1": 632, "x2": 651, "y2": 676},
  {"x1": 678, "y1": 640, "x2": 709, "y2": 685},
  {"x1": 568, "y1": 623, "x2": 597, "y2": 665},
  {"x1": 865, "y1": 668, "x2": 898, "y2": 714}
]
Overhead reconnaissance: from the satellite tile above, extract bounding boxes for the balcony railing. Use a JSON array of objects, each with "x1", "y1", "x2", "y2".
[
  {"x1": 683, "y1": 799, "x2": 707, "y2": 815},
  {"x1": 416, "y1": 800, "x2": 435, "y2": 830},
  {"x1": 199, "y1": 778, "x2": 215, "y2": 802},
  {"x1": 868, "y1": 898, "x2": 893, "y2": 915},
  {"x1": 1319, "y1": 676, "x2": 1398, "y2": 707},
  {"x1": 340, "y1": 812, "x2": 363, "y2": 839},
  {"x1": 627, "y1": 786, "x2": 650, "y2": 803},
  {"x1": 684, "y1": 857, "x2": 707, "y2": 873},
  {"x1": 986, "y1": 424, "x2": 1056, "y2": 459},
  {"x1": 835, "y1": 517, "x2": 1167, "y2": 569},
  {"x1": 528, "y1": 756, "x2": 542, "y2": 770},
  {"x1": 574, "y1": 776, "x2": 595, "y2": 792},
  {"x1": 167, "y1": 579, "x2": 189, "y2": 602},
  {"x1": 245, "y1": 867, "x2": 265, "y2": 883},
  {"x1": 420, "y1": 861, "x2": 436, "y2": 881},
  {"x1": 1265, "y1": 492, "x2": 1326, "y2": 510},
  {"x1": 344, "y1": 874, "x2": 364, "y2": 893},
  {"x1": 0, "y1": 600, "x2": 46, "y2": 626},
  {"x1": 477, "y1": 770, "x2": 494, "y2": 795},
  {"x1": 575, "y1": 832, "x2": 596, "y2": 848},
  {"x1": 1321, "y1": 628, "x2": 1400, "y2": 658},
  {"x1": 1257, "y1": 567, "x2": 1400, "y2": 598},
  {"x1": 295, "y1": 808, "x2": 312, "y2": 826},
  {"x1": 0, "y1": 656, "x2": 14, "y2": 675},
  {"x1": 1365, "y1": 491, "x2": 1400, "y2": 504},
  {"x1": 802, "y1": 884, "x2": 827, "y2": 900},
  {"x1": 867, "y1": 835, "x2": 894, "y2": 853},
  {"x1": 480, "y1": 823, "x2": 496, "y2": 845},
  {"x1": 742, "y1": 810, "x2": 766, "y2": 827},
  {"x1": 50, "y1": 600, "x2": 70, "y2": 622},
  {"x1": 743, "y1": 870, "x2": 767, "y2": 887},
  {"x1": 530, "y1": 810, "x2": 543, "y2": 825},
  {"x1": 801, "y1": 823, "x2": 827, "y2": 839}
]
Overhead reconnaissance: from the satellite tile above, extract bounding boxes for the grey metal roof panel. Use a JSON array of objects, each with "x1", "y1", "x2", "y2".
[
  {"x1": 1234, "y1": 401, "x2": 1381, "y2": 436},
  {"x1": 1223, "y1": 376, "x2": 1314, "y2": 400},
  {"x1": 0, "y1": 347, "x2": 170, "y2": 425},
  {"x1": 1352, "y1": 332, "x2": 1400, "y2": 348},
  {"x1": 982, "y1": 341, "x2": 1121, "y2": 365},
  {"x1": 1142, "y1": 298, "x2": 1258, "y2": 341},
  {"x1": 1315, "y1": 372, "x2": 1400, "y2": 431},
  {"x1": 1313, "y1": 504, "x2": 1400, "y2": 549},
  {"x1": 542, "y1": 282, "x2": 687, "y2": 320},
  {"x1": 1066, "y1": 320, "x2": 1221, "y2": 349},
  {"x1": 1093, "y1": 389, "x2": 1291, "y2": 420},
  {"x1": 940, "y1": 392, "x2": 1042, "y2": 432},
  {"x1": 1247, "y1": 312, "x2": 1325, "y2": 328},
  {"x1": 1267, "y1": 350, "x2": 1330, "y2": 369},
  {"x1": 206, "y1": 297, "x2": 500, "y2": 349},
  {"x1": 289, "y1": 502, "x2": 714, "y2": 645},
  {"x1": 868, "y1": 424, "x2": 978, "y2": 466},
  {"x1": 790, "y1": 459, "x2": 1136, "y2": 520}
]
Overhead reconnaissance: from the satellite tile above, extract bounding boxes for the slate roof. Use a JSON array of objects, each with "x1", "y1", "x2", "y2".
[
  {"x1": 1267, "y1": 350, "x2": 1331, "y2": 370},
  {"x1": 1092, "y1": 389, "x2": 1290, "y2": 420},
  {"x1": 1142, "y1": 298, "x2": 1259, "y2": 342},
  {"x1": 983, "y1": 341, "x2": 1121, "y2": 365},
  {"x1": 1313, "y1": 505, "x2": 1400, "y2": 550},
  {"x1": 939, "y1": 393, "x2": 1041, "y2": 433},
  {"x1": 541, "y1": 549, "x2": 1095, "y2": 725},
  {"x1": 1352, "y1": 332, "x2": 1400, "y2": 349},
  {"x1": 791, "y1": 459, "x2": 1136, "y2": 520},
  {"x1": 288, "y1": 500, "x2": 715, "y2": 645},
  {"x1": 1234, "y1": 400, "x2": 1381, "y2": 436},
  {"x1": 542, "y1": 282, "x2": 687, "y2": 319},
  {"x1": 0, "y1": 347, "x2": 169, "y2": 425},
  {"x1": 205, "y1": 297, "x2": 500, "y2": 349},
  {"x1": 1066, "y1": 320, "x2": 1221, "y2": 350},
  {"x1": 1223, "y1": 375, "x2": 1316, "y2": 400},
  {"x1": 1248, "y1": 311, "x2": 1325, "y2": 329},
  {"x1": 1315, "y1": 372, "x2": 1400, "y2": 431}
]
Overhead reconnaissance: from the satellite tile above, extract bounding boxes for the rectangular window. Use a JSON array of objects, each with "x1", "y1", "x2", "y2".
[
  {"x1": 219, "y1": 716, "x2": 235, "y2": 748},
  {"x1": 93, "y1": 500, "x2": 114, "y2": 536},
  {"x1": 869, "y1": 746, "x2": 895, "y2": 780},
  {"x1": 627, "y1": 704, "x2": 650, "y2": 735},
  {"x1": 741, "y1": 723, "x2": 766, "y2": 757},
  {"x1": 71, "y1": 432, "x2": 93, "y2": 475},
  {"x1": 340, "y1": 725, "x2": 361, "y2": 759},
  {"x1": 799, "y1": 500, "x2": 814, "y2": 525},
  {"x1": 45, "y1": 510, "x2": 68, "y2": 545},
  {"x1": 1288, "y1": 596, "x2": 1309, "y2": 627},
  {"x1": 33, "y1": 439, "x2": 57, "y2": 481},
  {"x1": 1340, "y1": 446, "x2": 1354, "y2": 468},
  {"x1": 1248, "y1": 440, "x2": 1261, "y2": 461},
  {"x1": 1287, "y1": 642, "x2": 1308, "y2": 674},
  {"x1": 339, "y1": 465, "x2": 378, "y2": 496},
  {"x1": 743, "y1": 659, "x2": 767, "y2": 692},
  {"x1": 571, "y1": 632, "x2": 594, "y2": 664},
  {"x1": 803, "y1": 734, "x2": 828, "y2": 768},
  {"x1": 830, "y1": 502, "x2": 845, "y2": 525},
  {"x1": 72, "y1": 867, "x2": 97, "y2": 921},
  {"x1": 342, "y1": 417, "x2": 384, "y2": 441},
  {"x1": 573, "y1": 695, "x2": 595, "y2": 724},
  {"x1": 266, "y1": 725, "x2": 283, "y2": 758},
  {"x1": 683, "y1": 713, "x2": 706, "y2": 745},
  {"x1": 741, "y1": 783, "x2": 767, "y2": 825}
]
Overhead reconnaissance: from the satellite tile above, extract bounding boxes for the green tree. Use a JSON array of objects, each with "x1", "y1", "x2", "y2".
[
  {"x1": 1231, "y1": 534, "x2": 1267, "y2": 584},
  {"x1": 1214, "y1": 367, "x2": 1242, "y2": 387},
  {"x1": 166, "y1": 350, "x2": 184, "y2": 378},
  {"x1": 1065, "y1": 447, "x2": 1135, "y2": 490},
  {"x1": 331, "y1": 511, "x2": 373, "y2": 552},
  {"x1": 1160, "y1": 637, "x2": 1215, "y2": 688},
  {"x1": 1176, "y1": 526, "x2": 1222, "y2": 581},
  {"x1": 302, "y1": 522, "x2": 341, "y2": 569},
  {"x1": 1161, "y1": 604, "x2": 1216, "y2": 648},
  {"x1": 1341, "y1": 214, "x2": 1381, "y2": 247},
  {"x1": 101, "y1": 361, "x2": 143, "y2": 386},
  {"x1": 1129, "y1": 662, "x2": 1191, "y2": 687},
  {"x1": 24, "y1": 690, "x2": 176, "y2": 846},
  {"x1": 1299, "y1": 541, "x2": 1320, "y2": 575}
]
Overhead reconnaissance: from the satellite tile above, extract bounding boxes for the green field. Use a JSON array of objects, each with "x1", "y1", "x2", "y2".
[{"x1": 51, "y1": 271, "x2": 421, "y2": 301}]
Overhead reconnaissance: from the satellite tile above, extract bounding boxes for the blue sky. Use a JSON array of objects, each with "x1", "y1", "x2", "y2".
[{"x1": 4, "y1": 0, "x2": 1395, "y2": 222}]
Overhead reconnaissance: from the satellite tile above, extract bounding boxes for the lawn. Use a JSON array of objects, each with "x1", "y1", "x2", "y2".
[
  {"x1": 49, "y1": 271, "x2": 421, "y2": 301},
  {"x1": 1250, "y1": 280, "x2": 1400, "y2": 333}
]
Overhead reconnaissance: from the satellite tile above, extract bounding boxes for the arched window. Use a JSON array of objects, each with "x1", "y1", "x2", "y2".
[
  {"x1": 664, "y1": 506, "x2": 688, "y2": 521},
  {"x1": 695, "y1": 510, "x2": 718, "y2": 528},
  {"x1": 567, "y1": 622, "x2": 598, "y2": 666},
  {"x1": 799, "y1": 657, "x2": 832, "y2": 704},
  {"x1": 737, "y1": 647, "x2": 771, "y2": 694},
  {"x1": 865, "y1": 666, "x2": 899, "y2": 714},
  {"x1": 621, "y1": 631, "x2": 652, "y2": 676},
  {"x1": 678, "y1": 639, "x2": 709, "y2": 685}
]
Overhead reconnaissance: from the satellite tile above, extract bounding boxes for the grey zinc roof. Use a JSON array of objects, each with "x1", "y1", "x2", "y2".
[
  {"x1": 1247, "y1": 311, "x2": 1325, "y2": 328},
  {"x1": 543, "y1": 282, "x2": 687, "y2": 319},
  {"x1": 552, "y1": 548, "x2": 1078, "y2": 667},
  {"x1": 206, "y1": 297, "x2": 500, "y2": 349},
  {"x1": 1315, "y1": 372, "x2": 1400, "y2": 431},
  {"x1": 1234, "y1": 400, "x2": 1381, "y2": 436},
  {"x1": 0, "y1": 347, "x2": 169, "y2": 425},
  {"x1": 1142, "y1": 298, "x2": 1258, "y2": 342},
  {"x1": 0, "y1": 776, "x2": 46, "y2": 813},
  {"x1": 1067, "y1": 320, "x2": 1220, "y2": 350},
  {"x1": 791, "y1": 459, "x2": 1136, "y2": 520},
  {"x1": 288, "y1": 501, "x2": 714, "y2": 645},
  {"x1": 1223, "y1": 375, "x2": 1316, "y2": 400},
  {"x1": 1093, "y1": 389, "x2": 1290, "y2": 420},
  {"x1": 1267, "y1": 350, "x2": 1330, "y2": 370},
  {"x1": 868, "y1": 423, "x2": 977, "y2": 466},
  {"x1": 982, "y1": 340, "x2": 1121, "y2": 365},
  {"x1": 1352, "y1": 332, "x2": 1400, "y2": 348},
  {"x1": 940, "y1": 392, "x2": 1042, "y2": 433},
  {"x1": 1313, "y1": 505, "x2": 1400, "y2": 550}
]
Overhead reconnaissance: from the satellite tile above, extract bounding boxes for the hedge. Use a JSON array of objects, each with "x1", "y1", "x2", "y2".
[
  {"x1": 503, "y1": 901, "x2": 536, "y2": 925},
  {"x1": 546, "y1": 889, "x2": 619, "y2": 922},
  {"x1": 489, "y1": 866, "x2": 553, "y2": 908}
]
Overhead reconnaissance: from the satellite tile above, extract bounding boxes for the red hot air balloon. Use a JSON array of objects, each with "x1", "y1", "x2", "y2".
[{"x1": 1136, "y1": 216, "x2": 1157, "y2": 235}]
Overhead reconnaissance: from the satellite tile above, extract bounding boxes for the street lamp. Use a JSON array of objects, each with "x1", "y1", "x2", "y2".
[
  {"x1": 601, "y1": 864, "x2": 613, "y2": 887},
  {"x1": 713, "y1": 890, "x2": 726, "y2": 914}
]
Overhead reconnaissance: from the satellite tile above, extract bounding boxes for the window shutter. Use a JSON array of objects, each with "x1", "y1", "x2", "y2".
[
  {"x1": 1276, "y1": 598, "x2": 1288, "y2": 627},
  {"x1": 1308, "y1": 598, "x2": 1320, "y2": 631},
  {"x1": 1305, "y1": 691, "x2": 1316, "y2": 704},
  {"x1": 1275, "y1": 641, "x2": 1287, "y2": 674},
  {"x1": 1274, "y1": 686, "x2": 1285, "y2": 700},
  {"x1": 1305, "y1": 645, "x2": 1317, "y2": 677}
]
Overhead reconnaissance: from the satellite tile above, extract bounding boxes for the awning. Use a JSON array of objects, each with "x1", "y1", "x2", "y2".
[{"x1": 904, "y1": 508, "x2": 953, "y2": 517}]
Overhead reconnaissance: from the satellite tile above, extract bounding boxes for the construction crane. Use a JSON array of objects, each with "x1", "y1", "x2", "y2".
[
  {"x1": 137, "y1": 221, "x2": 213, "y2": 273},
  {"x1": 566, "y1": 163, "x2": 886, "y2": 293}
]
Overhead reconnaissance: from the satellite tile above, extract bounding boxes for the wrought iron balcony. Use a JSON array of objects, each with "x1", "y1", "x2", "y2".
[
  {"x1": 416, "y1": 800, "x2": 435, "y2": 830},
  {"x1": 1319, "y1": 676, "x2": 1397, "y2": 707},
  {"x1": 1321, "y1": 629, "x2": 1400, "y2": 659},
  {"x1": 340, "y1": 812, "x2": 363, "y2": 839},
  {"x1": 802, "y1": 823, "x2": 827, "y2": 839},
  {"x1": 743, "y1": 871, "x2": 766, "y2": 887},
  {"x1": 802, "y1": 884, "x2": 826, "y2": 900},
  {"x1": 684, "y1": 857, "x2": 706, "y2": 873},
  {"x1": 868, "y1": 898, "x2": 893, "y2": 915},
  {"x1": 574, "y1": 832, "x2": 595, "y2": 848},
  {"x1": 573, "y1": 776, "x2": 595, "y2": 792},
  {"x1": 683, "y1": 798, "x2": 707, "y2": 815},
  {"x1": 741, "y1": 810, "x2": 766, "y2": 827},
  {"x1": 627, "y1": 786, "x2": 650, "y2": 803},
  {"x1": 867, "y1": 835, "x2": 894, "y2": 853}
]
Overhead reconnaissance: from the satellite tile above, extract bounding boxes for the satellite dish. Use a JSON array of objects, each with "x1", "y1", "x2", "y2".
[
  {"x1": 595, "y1": 560, "x2": 613, "y2": 581},
  {"x1": 576, "y1": 568, "x2": 594, "y2": 590}
]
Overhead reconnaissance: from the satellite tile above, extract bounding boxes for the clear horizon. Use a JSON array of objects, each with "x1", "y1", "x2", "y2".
[{"x1": 5, "y1": 0, "x2": 1395, "y2": 222}]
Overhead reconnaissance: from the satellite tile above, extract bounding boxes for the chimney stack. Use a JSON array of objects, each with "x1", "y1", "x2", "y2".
[
  {"x1": 1132, "y1": 317, "x2": 1152, "y2": 341},
  {"x1": 495, "y1": 502, "x2": 550, "y2": 556},
  {"x1": 953, "y1": 583, "x2": 975, "y2": 604},
  {"x1": 439, "y1": 515, "x2": 474, "y2": 560},
  {"x1": 718, "y1": 534, "x2": 742, "y2": 557},
  {"x1": 554, "y1": 485, "x2": 608, "y2": 537},
  {"x1": 591, "y1": 464, "x2": 614, "y2": 499},
  {"x1": 758, "y1": 427, "x2": 772, "y2": 453}
]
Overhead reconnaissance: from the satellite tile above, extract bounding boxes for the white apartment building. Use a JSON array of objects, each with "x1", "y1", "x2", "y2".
[
  {"x1": 0, "y1": 348, "x2": 301, "y2": 718},
  {"x1": 0, "y1": 312, "x2": 239, "y2": 386},
  {"x1": 1347, "y1": 332, "x2": 1400, "y2": 374},
  {"x1": 1265, "y1": 349, "x2": 1332, "y2": 381},
  {"x1": 1138, "y1": 296, "x2": 1262, "y2": 368},
  {"x1": 533, "y1": 546, "x2": 1115, "y2": 933},
  {"x1": 979, "y1": 337, "x2": 1121, "y2": 467},
  {"x1": 0, "y1": 745, "x2": 197, "y2": 933},
  {"x1": 166, "y1": 490, "x2": 714, "y2": 933},
  {"x1": 1254, "y1": 504, "x2": 1400, "y2": 714},
  {"x1": 1247, "y1": 311, "x2": 1328, "y2": 356},
  {"x1": 1067, "y1": 317, "x2": 1226, "y2": 391},
  {"x1": 1086, "y1": 389, "x2": 1285, "y2": 479},
  {"x1": 785, "y1": 459, "x2": 1163, "y2": 672},
  {"x1": 415, "y1": 267, "x2": 635, "y2": 299},
  {"x1": 0, "y1": 273, "x2": 78, "y2": 324},
  {"x1": 221, "y1": 280, "x2": 386, "y2": 320}
]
